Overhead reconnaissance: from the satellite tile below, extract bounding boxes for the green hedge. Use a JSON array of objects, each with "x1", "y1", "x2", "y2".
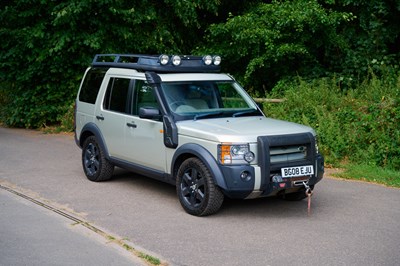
[{"x1": 262, "y1": 69, "x2": 400, "y2": 170}]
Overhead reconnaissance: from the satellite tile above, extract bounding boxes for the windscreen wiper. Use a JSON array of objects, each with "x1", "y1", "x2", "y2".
[
  {"x1": 194, "y1": 111, "x2": 223, "y2": 121},
  {"x1": 232, "y1": 109, "x2": 260, "y2": 117}
]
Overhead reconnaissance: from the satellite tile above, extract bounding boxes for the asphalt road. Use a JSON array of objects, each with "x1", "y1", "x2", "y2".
[
  {"x1": 1, "y1": 127, "x2": 399, "y2": 266},
  {"x1": 0, "y1": 187, "x2": 143, "y2": 266}
]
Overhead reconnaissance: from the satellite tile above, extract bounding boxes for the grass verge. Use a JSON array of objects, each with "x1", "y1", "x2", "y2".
[
  {"x1": 333, "y1": 163, "x2": 400, "y2": 188},
  {"x1": 138, "y1": 252, "x2": 162, "y2": 265}
]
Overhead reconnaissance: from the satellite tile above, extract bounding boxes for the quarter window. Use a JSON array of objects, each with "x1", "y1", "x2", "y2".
[{"x1": 79, "y1": 68, "x2": 107, "y2": 104}]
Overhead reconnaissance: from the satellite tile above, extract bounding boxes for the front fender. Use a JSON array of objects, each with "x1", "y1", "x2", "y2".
[{"x1": 171, "y1": 143, "x2": 228, "y2": 190}]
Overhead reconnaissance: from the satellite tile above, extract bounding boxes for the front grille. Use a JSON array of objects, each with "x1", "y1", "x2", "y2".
[{"x1": 269, "y1": 145, "x2": 307, "y2": 164}]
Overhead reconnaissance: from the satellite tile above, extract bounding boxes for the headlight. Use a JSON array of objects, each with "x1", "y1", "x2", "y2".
[{"x1": 218, "y1": 143, "x2": 255, "y2": 165}]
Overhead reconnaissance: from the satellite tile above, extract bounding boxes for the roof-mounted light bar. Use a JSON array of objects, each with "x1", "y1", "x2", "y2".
[
  {"x1": 159, "y1": 54, "x2": 221, "y2": 66},
  {"x1": 92, "y1": 54, "x2": 222, "y2": 73}
]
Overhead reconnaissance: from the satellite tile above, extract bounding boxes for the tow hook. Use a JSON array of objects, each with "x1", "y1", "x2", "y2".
[{"x1": 303, "y1": 181, "x2": 313, "y2": 216}]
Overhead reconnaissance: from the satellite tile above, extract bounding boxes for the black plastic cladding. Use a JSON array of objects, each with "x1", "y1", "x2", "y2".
[
  {"x1": 91, "y1": 54, "x2": 221, "y2": 73},
  {"x1": 257, "y1": 132, "x2": 316, "y2": 190}
]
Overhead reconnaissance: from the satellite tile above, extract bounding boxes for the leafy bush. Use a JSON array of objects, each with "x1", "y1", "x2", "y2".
[
  {"x1": 0, "y1": 0, "x2": 221, "y2": 128},
  {"x1": 57, "y1": 102, "x2": 75, "y2": 132},
  {"x1": 42, "y1": 101, "x2": 75, "y2": 133},
  {"x1": 262, "y1": 68, "x2": 400, "y2": 170},
  {"x1": 199, "y1": 0, "x2": 352, "y2": 91}
]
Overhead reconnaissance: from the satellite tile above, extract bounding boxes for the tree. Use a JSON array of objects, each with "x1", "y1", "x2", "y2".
[
  {"x1": 198, "y1": 0, "x2": 353, "y2": 92},
  {"x1": 0, "y1": 0, "x2": 220, "y2": 127},
  {"x1": 322, "y1": 0, "x2": 400, "y2": 77},
  {"x1": 1, "y1": 0, "x2": 400, "y2": 127}
]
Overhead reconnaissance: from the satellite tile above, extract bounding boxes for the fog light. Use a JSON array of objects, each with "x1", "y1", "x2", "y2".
[{"x1": 240, "y1": 171, "x2": 251, "y2": 182}]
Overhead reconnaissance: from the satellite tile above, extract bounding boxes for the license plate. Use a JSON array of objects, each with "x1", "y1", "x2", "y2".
[{"x1": 281, "y1": 165, "x2": 314, "y2": 178}]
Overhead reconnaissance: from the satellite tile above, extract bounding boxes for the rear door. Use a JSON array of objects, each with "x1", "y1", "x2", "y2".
[{"x1": 95, "y1": 76, "x2": 132, "y2": 158}]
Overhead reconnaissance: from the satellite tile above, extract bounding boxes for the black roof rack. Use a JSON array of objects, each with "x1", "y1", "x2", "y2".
[{"x1": 91, "y1": 54, "x2": 221, "y2": 73}]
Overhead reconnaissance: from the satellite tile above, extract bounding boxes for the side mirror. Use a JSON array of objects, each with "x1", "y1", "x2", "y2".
[
  {"x1": 163, "y1": 115, "x2": 178, "y2": 148},
  {"x1": 139, "y1": 107, "x2": 161, "y2": 120}
]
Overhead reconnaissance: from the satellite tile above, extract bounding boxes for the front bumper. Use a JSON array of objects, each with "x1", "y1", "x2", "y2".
[
  {"x1": 262, "y1": 153, "x2": 324, "y2": 197},
  {"x1": 219, "y1": 153, "x2": 324, "y2": 199}
]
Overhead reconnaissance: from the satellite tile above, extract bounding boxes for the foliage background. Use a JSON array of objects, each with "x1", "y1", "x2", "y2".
[{"x1": 1, "y1": 0, "x2": 399, "y2": 171}]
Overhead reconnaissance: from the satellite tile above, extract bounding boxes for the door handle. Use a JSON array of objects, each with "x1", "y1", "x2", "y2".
[
  {"x1": 126, "y1": 122, "x2": 137, "y2": 128},
  {"x1": 96, "y1": 115, "x2": 104, "y2": 121}
]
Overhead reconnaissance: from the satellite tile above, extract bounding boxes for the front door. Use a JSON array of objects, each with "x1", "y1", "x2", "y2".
[{"x1": 123, "y1": 80, "x2": 166, "y2": 172}]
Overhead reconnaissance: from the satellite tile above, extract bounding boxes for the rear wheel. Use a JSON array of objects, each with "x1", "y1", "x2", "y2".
[
  {"x1": 176, "y1": 158, "x2": 224, "y2": 216},
  {"x1": 82, "y1": 136, "x2": 114, "y2": 182}
]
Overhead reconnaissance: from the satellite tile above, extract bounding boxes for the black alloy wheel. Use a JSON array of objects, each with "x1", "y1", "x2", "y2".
[
  {"x1": 82, "y1": 136, "x2": 114, "y2": 182},
  {"x1": 176, "y1": 158, "x2": 224, "y2": 216}
]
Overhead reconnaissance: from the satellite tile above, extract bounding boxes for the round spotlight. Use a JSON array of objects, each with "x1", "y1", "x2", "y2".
[
  {"x1": 203, "y1": 55, "x2": 212, "y2": 65},
  {"x1": 172, "y1": 55, "x2": 181, "y2": 66},
  {"x1": 213, "y1": 56, "x2": 221, "y2": 66},
  {"x1": 159, "y1": 55, "x2": 169, "y2": 65},
  {"x1": 244, "y1": 151, "x2": 255, "y2": 163}
]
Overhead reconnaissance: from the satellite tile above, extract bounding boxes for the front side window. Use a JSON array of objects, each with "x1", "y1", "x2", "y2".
[
  {"x1": 161, "y1": 81, "x2": 261, "y2": 120},
  {"x1": 133, "y1": 80, "x2": 159, "y2": 115}
]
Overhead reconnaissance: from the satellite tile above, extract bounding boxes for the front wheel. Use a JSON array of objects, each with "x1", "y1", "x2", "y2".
[
  {"x1": 176, "y1": 158, "x2": 224, "y2": 216},
  {"x1": 82, "y1": 136, "x2": 114, "y2": 182}
]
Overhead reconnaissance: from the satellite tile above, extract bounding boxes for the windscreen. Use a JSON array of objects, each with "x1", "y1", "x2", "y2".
[{"x1": 161, "y1": 81, "x2": 262, "y2": 120}]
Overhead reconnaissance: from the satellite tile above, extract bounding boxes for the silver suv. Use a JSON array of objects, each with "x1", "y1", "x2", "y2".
[{"x1": 75, "y1": 54, "x2": 324, "y2": 216}]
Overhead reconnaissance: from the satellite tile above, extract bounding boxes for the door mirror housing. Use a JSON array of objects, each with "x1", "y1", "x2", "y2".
[{"x1": 163, "y1": 115, "x2": 178, "y2": 148}]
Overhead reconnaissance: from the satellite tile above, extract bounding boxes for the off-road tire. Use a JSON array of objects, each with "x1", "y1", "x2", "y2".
[
  {"x1": 176, "y1": 157, "x2": 224, "y2": 216},
  {"x1": 82, "y1": 136, "x2": 114, "y2": 182}
]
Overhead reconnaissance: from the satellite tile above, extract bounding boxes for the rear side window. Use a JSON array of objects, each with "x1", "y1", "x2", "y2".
[
  {"x1": 103, "y1": 78, "x2": 131, "y2": 113},
  {"x1": 79, "y1": 68, "x2": 108, "y2": 104}
]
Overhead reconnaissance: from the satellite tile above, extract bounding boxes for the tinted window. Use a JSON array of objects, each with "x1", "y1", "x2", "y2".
[
  {"x1": 79, "y1": 68, "x2": 108, "y2": 104},
  {"x1": 133, "y1": 80, "x2": 159, "y2": 115},
  {"x1": 103, "y1": 78, "x2": 131, "y2": 113}
]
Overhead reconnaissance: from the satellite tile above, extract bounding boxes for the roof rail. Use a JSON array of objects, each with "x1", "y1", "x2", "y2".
[{"x1": 91, "y1": 54, "x2": 221, "y2": 73}]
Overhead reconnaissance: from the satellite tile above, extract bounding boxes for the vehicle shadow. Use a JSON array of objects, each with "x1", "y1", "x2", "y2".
[
  {"x1": 108, "y1": 167, "x2": 177, "y2": 196},
  {"x1": 108, "y1": 167, "x2": 326, "y2": 219},
  {"x1": 219, "y1": 197, "x2": 316, "y2": 218}
]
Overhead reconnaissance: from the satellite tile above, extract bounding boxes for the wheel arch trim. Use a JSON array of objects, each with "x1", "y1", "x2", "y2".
[
  {"x1": 79, "y1": 123, "x2": 110, "y2": 159},
  {"x1": 171, "y1": 143, "x2": 228, "y2": 190}
]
